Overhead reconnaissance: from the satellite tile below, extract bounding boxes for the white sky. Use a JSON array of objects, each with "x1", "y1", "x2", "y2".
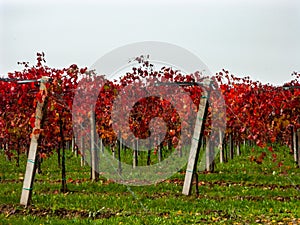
[{"x1": 0, "y1": 0, "x2": 299, "y2": 85}]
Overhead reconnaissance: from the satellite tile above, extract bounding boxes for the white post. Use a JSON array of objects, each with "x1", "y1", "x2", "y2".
[
  {"x1": 182, "y1": 87, "x2": 209, "y2": 195},
  {"x1": 219, "y1": 129, "x2": 224, "y2": 163},
  {"x1": 20, "y1": 77, "x2": 48, "y2": 206},
  {"x1": 90, "y1": 106, "x2": 99, "y2": 181}
]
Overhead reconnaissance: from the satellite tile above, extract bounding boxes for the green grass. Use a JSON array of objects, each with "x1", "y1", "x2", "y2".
[{"x1": 0, "y1": 144, "x2": 300, "y2": 224}]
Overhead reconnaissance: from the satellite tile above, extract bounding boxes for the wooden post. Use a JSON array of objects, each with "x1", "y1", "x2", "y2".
[
  {"x1": 112, "y1": 147, "x2": 116, "y2": 158},
  {"x1": 236, "y1": 142, "x2": 241, "y2": 156},
  {"x1": 20, "y1": 77, "x2": 48, "y2": 206},
  {"x1": 90, "y1": 107, "x2": 99, "y2": 181},
  {"x1": 292, "y1": 127, "x2": 298, "y2": 162},
  {"x1": 118, "y1": 132, "x2": 122, "y2": 174},
  {"x1": 158, "y1": 142, "x2": 162, "y2": 163},
  {"x1": 219, "y1": 129, "x2": 224, "y2": 163},
  {"x1": 205, "y1": 136, "x2": 215, "y2": 172},
  {"x1": 133, "y1": 139, "x2": 138, "y2": 168},
  {"x1": 5, "y1": 143, "x2": 10, "y2": 161},
  {"x1": 100, "y1": 138, "x2": 104, "y2": 153},
  {"x1": 182, "y1": 88, "x2": 209, "y2": 195},
  {"x1": 71, "y1": 137, "x2": 74, "y2": 153},
  {"x1": 72, "y1": 136, "x2": 78, "y2": 157},
  {"x1": 80, "y1": 135, "x2": 85, "y2": 166},
  {"x1": 297, "y1": 127, "x2": 300, "y2": 167}
]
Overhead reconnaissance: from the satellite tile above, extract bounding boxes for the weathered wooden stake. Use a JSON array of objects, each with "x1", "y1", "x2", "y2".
[
  {"x1": 71, "y1": 137, "x2": 74, "y2": 153},
  {"x1": 219, "y1": 129, "x2": 224, "y2": 163},
  {"x1": 182, "y1": 87, "x2": 209, "y2": 196},
  {"x1": 292, "y1": 127, "x2": 298, "y2": 163},
  {"x1": 158, "y1": 142, "x2": 162, "y2": 163},
  {"x1": 66, "y1": 141, "x2": 70, "y2": 151},
  {"x1": 80, "y1": 135, "x2": 85, "y2": 166},
  {"x1": 118, "y1": 132, "x2": 122, "y2": 174},
  {"x1": 100, "y1": 138, "x2": 104, "y2": 153},
  {"x1": 5, "y1": 143, "x2": 10, "y2": 161},
  {"x1": 112, "y1": 147, "x2": 116, "y2": 158},
  {"x1": 72, "y1": 136, "x2": 78, "y2": 157},
  {"x1": 20, "y1": 77, "x2": 48, "y2": 206},
  {"x1": 236, "y1": 142, "x2": 241, "y2": 156},
  {"x1": 297, "y1": 127, "x2": 300, "y2": 167},
  {"x1": 90, "y1": 107, "x2": 99, "y2": 181},
  {"x1": 133, "y1": 139, "x2": 138, "y2": 168},
  {"x1": 205, "y1": 137, "x2": 214, "y2": 172}
]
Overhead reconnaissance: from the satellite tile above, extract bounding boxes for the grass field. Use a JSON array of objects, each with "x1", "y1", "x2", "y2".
[{"x1": 1, "y1": 144, "x2": 300, "y2": 224}]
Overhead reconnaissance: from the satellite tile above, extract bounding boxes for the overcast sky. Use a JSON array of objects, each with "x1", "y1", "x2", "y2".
[{"x1": 0, "y1": 0, "x2": 299, "y2": 85}]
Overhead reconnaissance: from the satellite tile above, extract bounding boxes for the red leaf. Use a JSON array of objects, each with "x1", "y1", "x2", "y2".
[
  {"x1": 40, "y1": 153, "x2": 47, "y2": 159},
  {"x1": 36, "y1": 91, "x2": 43, "y2": 103},
  {"x1": 30, "y1": 117, "x2": 35, "y2": 128}
]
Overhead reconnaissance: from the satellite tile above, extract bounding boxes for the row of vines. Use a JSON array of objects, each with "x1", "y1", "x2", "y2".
[{"x1": 0, "y1": 53, "x2": 299, "y2": 170}]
